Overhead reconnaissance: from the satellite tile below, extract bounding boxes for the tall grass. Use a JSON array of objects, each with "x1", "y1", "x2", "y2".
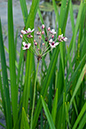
[{"x1": 0, "y1": 0, "x2": 86, "y2": 129}]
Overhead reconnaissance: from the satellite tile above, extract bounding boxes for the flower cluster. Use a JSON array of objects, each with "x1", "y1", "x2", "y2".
[{"x1": 20, "y1": 25, "x2": 67, "y2": 61}]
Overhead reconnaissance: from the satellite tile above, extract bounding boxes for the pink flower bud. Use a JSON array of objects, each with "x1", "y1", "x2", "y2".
[
  {"x1": 48, "y1": 27, "x2": 50, "y2": 31},
  {"x1": 52, "y1": 35, "x2": 54, "y2": 38},
  {"x1": 39, "y1": 36, "x2": 41, "y2": 39},
  {"x1": 42, "y1": 31, "x2": 44, "y2": 34},
  {"x1": 34, "y1": 40, "x2": 36, "y2": 42},
  {"x1": 42, "y1": 24, "x2": 45, "y2": 29},
  {"x1": 38, "y1": 48, "x2": 40, "y2": 51},
  {"x1": 20, "y1": 34, "x2": 23, "y2": 38},
  {"x1": 42, "y1": 43, "x2": 45, "y2": 46},
  {"x1": 35, "y1": 42, "x2": 37, "y2": 46}
]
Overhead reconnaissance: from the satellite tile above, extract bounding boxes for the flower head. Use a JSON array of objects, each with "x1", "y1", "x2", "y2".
[
  {"x1": 22, "y1": 42, "x2": 31, "y2": 50},
  {"x1": 20, "y1": 26, "x2": 67, "y2": 62}
]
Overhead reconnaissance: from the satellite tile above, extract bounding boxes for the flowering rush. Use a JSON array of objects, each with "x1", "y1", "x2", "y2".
[{"x1": 20, "y1": 25, "x2": 67, "y2": 61}]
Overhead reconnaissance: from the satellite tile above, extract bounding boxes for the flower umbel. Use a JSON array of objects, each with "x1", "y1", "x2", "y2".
[{"x1": 20, "y1": 25, "x2": 67, "y2": 62}]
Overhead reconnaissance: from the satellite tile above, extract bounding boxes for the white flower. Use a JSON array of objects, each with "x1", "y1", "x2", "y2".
[
  {"x1": 49, "y1": 39, "x2": 59, "y2": 48},
  {"x1": 63, "y1": 37, "x2": 67, "y2": 42},
  {"x1": 58, "y1": 34, "x2": 67, "y2": 42},
  {"x1": 27, "y1": 34, "x2": 33, "y2": 38},
  {"x1": 21, "y1": 28, "x2": 34, "y2": 35},
  {"x1": 27, "y1": 28, "x2": 34, "y2": 33},
  {"x1": 22, "y1": 42, "x2": 31, "y2": 50},
  {"x1": 21, "y1": 30, "x2": 27, "y2": 34},
  {"x1": 49, "y1": 42, "x2": 59, "y2": 48},
  {"x1": 50, "y1": 29, "x2": 56, "y2": 34}
]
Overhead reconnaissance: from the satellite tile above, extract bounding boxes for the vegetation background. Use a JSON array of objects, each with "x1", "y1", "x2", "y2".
[{"x1": 0, "y1": 0, "x2": 86, "y2": 129}]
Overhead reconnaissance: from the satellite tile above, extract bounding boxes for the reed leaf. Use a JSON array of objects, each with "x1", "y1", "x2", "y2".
[
  {"x1": 41, "y1": 96, "x2": 56, "y2": 129},
  {"x1": 51, "y1": 88, "x2": 58, "y2": 125},
  {"x1": 22, "y1": 0, "x2": 40, "y2": 112},
  {"x1": 57, "y1": 54, "x2": 86, "y2": 111},
  {"x1": 20, "y1": 0, "x2": 28, "y2": 25},
  {"x1": 22, "y1": 107, "x2": 30, "y2": 129},
  {"x1": 78, "y1": 114, "x2": 86, "y2": 129},
  {"x1": 0, "y1": 19, "x2": 12, "y2": 129},
  {"x1": 72, "y1": 103, "x2": 86, "y2": 129},
  {"x1": 70, "y1": 64, "x2": 86, "y2": 106},
  {"x1": 69, "y1": 0, "x2": 74, "y2": 33},
  {"x1": 8, "y1": 0, "x2": 18, "y2": 124},
  {"x1": 52, "y1": 0, "x2": 59, "y2": 29},
  {"x1": 71, "y1": 0, "x2": 85, "y2": 56}
]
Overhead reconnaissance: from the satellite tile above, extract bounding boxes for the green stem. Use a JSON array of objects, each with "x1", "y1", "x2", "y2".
[{"x1": 30, "y1": 62, "x2": 39, "y2": 129}]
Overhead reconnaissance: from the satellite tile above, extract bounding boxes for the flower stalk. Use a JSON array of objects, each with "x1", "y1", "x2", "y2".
[{"x1": 30, "y1": 61, "x2": 39, "y2": 129}]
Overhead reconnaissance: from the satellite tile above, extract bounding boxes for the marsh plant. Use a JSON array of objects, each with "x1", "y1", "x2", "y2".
[
  {"x1": 0, "y1": 0, "x2": 86, "y2": 129},
  {"x1": 20, "y1": 25, "x2": 67, "y2": 129}
]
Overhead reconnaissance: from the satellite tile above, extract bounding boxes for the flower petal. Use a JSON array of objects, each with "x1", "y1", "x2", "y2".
[
  {"x1": 63, "y1": 37, "x2": 67, "y2": 41},
  {"x1": 31, "y1": 28, "x2": 35, "y2": 32},
  {"x1": 22, "y1": 42, "x2": 27, "y2": 46},
  {"x1": 27, "y1": 43, "x2": 31, "y2": 49},
  {"x1": 54, "y1": 42, "x2": 59, "y2": 46},
  {"x1": 49, "y1": 39, "x2": 53, "y2": 43},
  {"x1": 27, "y1": 28, "x2": 31, "y2": 32},
  {"x1": 60, "y1": 34, "x2": 63, "y2": 38},
  {"x1": 22, "y1": 47, "x2": 27, "y2": 50},
  {"x1": 50, "y1": 29, "x2": 56, "y2": 34}
]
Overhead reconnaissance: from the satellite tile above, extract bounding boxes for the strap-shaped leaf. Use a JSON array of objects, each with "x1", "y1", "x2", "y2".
[
  {"x1": 22, "y1": 0, "x2": 40, "y2": 112},
  {"x1": 41, "y1": 96, "x2": 56, "y2": 129},
  {"x1": 0, "y1": 19, "x2": 12, "y2": 129},
  {"x1": 72, "y1": 103, "x2": 86, "y2": 129},
  {"x1": 69, "y1": 64, "x2": 86, "y2": 106},
  {"x1": 22, "y1": 107, "x2": 30, "y2": 129},
  {"x1": 8, "y1": 0, "x2": 18, "y2": 124},
  {"x1": 51, "y1": 88, "x2": 58, "y2": 125},
  {"x1": 20, "y1": 0, "x2": 28, "y2": 25}
]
